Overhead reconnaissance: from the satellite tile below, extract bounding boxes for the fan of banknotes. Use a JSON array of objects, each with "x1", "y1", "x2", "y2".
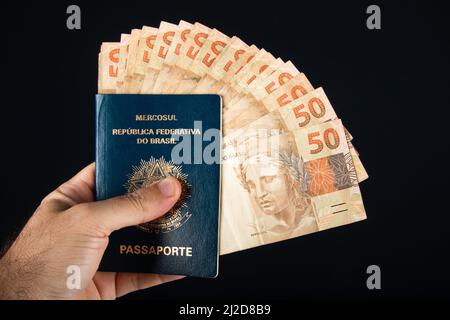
[{"x1": 98, "y1": 20, "x2": 368, "y2": 255}]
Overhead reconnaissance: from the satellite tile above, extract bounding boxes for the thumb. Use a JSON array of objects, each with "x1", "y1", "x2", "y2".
[{"x1": 83, "y1": 177, "x2": 181, "y2": 235}]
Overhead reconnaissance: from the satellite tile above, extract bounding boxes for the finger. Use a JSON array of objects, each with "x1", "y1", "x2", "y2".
[
  {"x1": 93, "y1": 272, "x2": 184, "y2": 299},
  {"x1": 41, "y1": 162, "x2": 96, "y2": 212},
  {"x1": 84, "y1": 177, "x2": 181, "y2": 234},
  {"x1": 115, "y1": 273, "x2": 185, "y2": 298},
  {"x1": 92, "y1": 272, "x2": 117, "y2": 300}
]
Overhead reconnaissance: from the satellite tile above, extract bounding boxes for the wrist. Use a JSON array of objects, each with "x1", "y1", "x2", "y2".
[
  {"x1": 0, "y1": 254, "x2": 15, "y2": 299},
  {"x1": 0, "y1": 251, "x2": 39, "y2": 300}
]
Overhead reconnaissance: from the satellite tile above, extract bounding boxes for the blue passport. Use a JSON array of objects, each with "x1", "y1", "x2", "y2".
[{"x1": 95, "y1": 94, "x2": 221, "y2": 278}]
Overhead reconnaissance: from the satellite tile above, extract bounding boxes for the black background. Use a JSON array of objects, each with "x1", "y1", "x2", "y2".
[{"x1": 1, "y1": 0, "x2": 449, "y2": 300}]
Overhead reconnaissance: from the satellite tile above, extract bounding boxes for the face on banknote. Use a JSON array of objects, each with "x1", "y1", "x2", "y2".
[{"x1": 221, "y1": 119, "x2": 366, "y2": 253}]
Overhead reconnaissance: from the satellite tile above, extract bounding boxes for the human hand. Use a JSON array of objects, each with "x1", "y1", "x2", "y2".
[{"x1": 0, "y1": 163, "x2": 183, "y2": 300}]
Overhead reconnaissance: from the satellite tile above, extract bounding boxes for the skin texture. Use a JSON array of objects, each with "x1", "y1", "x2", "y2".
[{"x1": 0, "y1": 163, "x2": 184, "y2": 300}]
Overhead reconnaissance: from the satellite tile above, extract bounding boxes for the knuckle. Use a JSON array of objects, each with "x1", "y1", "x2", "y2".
[
  {"x1": 33, "y1": 203, "x2": 48, "y2": 217},
  {"x1": 67, "y1": 203, "x2": 110, "y2": 236}
]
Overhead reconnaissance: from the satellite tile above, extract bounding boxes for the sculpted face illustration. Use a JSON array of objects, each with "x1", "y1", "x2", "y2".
[
  {"x1": 239, "y1": 151, "x2": 314, "y2": 233},
  {"x1": 243, "y1": 161, "x2": 291, "y2": 216}
]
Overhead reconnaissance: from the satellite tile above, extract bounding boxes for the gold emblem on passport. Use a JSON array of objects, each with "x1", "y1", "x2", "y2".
[{"x1": 125, "y1": 156, "x2": 191, "y2": 233}]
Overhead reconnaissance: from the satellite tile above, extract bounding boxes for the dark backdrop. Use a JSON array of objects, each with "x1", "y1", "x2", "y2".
[{"x1": 1, "y1": 0, "x2": 449, "y2": 299}]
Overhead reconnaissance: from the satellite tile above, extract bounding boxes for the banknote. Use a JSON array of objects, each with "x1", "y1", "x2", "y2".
[
  {"x1": 225, "y1": 87, "x2": 369, "y2": 182},
  {"x1": 152, "y1": 20, "x2": 193, "y2": 93},
  {"x1": 98, "y1": 24, "x2": 367, "y2": 181},
  {"x1": 220, "y1": 67, "x2": 368, "y2": 183},
  {"x1": 251, "y1": 60, "x2": 301, "y2": 101},
  {"x1": 185, "y1": 28, "x2": 230, "y2": 88},
  {"x1": 98, "y1": 42, "x2": 120, "y2": 93},
  {"x1": 217, "y1": 49, "x2": 275, "y2": 109},
  {"x1": 221, "y1": 119, "x2": 366, "y2": 254},
  {"x1": 130, "y1": 26, "x2": 159, "y2": 92},
  {"x1": 261, "y1": 72, "x2": 315, "y2": 111},
  {"x1": 117, "y1": 29, "x2": 141, "y2": 93},
  {"x1": 159, "y1": 25, "x2": 230, "y2": 94},
  {"x1": 226, "y1": 57, "x2": 285, "y2": 108},
  {"x1": 229, "y1": 52, "x2": 280, "y2": 97},
  {"x1": 223, "y1": 72, "x2": 314, "y2": 134},
  {"x1": 162, "y1": 22, "x2": 211, "y2": 93},
  {"x1": 257, "y1": 75, "x2": 368, "y2": 181},
  {"x1": 193, "y1": 41, "x2": 259, "y2": 95},
  {"x1": 223, "y1": 59, "x2": 298, "y2": 132},
  {"x1": 115, "y1": 33, "x2": 132, "y2": 92},
  {"x1": 140, "y1": 21, "x2": 177, "y2": 93},
  {"x1": 97, "y1": 21, "x2": 369, "y2": 257}
]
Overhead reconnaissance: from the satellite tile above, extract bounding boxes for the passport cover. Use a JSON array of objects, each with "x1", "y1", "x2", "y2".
[{"x1": 95, "y1": 94, "x2": 221, "y2": 278}]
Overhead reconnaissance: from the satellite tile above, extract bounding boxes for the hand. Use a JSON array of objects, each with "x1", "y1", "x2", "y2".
[{"x1": 0, "y1": 163, "x2": 183, "y2": 300}]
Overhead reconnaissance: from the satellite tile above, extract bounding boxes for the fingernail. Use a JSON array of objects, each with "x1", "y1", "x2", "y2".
[{"x1": 157, "y1": 178, "x2": 176, "y2": 197}]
